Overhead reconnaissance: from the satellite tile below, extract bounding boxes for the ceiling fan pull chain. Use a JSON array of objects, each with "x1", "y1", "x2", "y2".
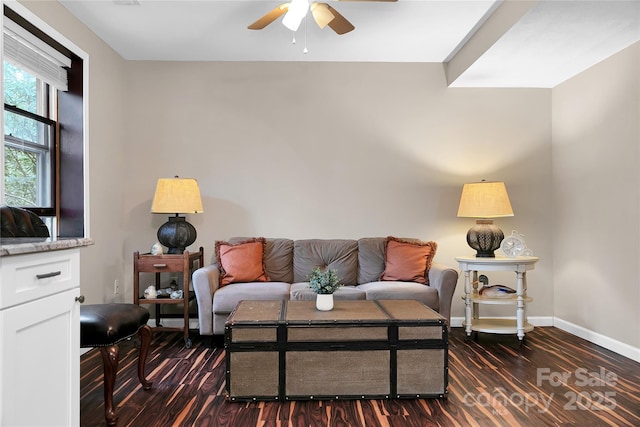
[{"x1": 303, "y1": 13, "x2": 309, "y2": 54}]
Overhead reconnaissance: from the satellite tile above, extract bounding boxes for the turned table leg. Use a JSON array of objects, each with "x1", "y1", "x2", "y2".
[
  {"x1": 516, "y1": 271, "x2": 526, "y2": 343},
  {"x1": 464, "y1": 269, "x2": 472, "y2": 339}
]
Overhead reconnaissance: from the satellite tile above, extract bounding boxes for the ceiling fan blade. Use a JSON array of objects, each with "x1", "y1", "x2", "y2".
[
  {"x1": 325, "y1": 5, "x2": 355, "y2": 35},
  {"x1": 310, "y1": 3, "x2": 335, "y2": 29},
  {"x1": 248, "y1": 3, "x2": 290, "y2": 30}
]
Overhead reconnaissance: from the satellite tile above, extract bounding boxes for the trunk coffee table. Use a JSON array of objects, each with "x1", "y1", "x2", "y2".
[{"x1": 224, "y1": 299, "x2": 448, "y2": 401}]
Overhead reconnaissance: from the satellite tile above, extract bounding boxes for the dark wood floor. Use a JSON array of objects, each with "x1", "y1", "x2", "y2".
[{"x1": 81, "y1": 327, "x2": 640, "y2": 426}]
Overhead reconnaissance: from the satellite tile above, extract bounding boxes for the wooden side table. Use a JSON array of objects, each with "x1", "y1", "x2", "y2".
[
  {"x1": 134, "y1": 247, "x2": 203, "y2": 348},
  {"x1": 455, "y1": 256, "x2": 539, "y2": 345}
]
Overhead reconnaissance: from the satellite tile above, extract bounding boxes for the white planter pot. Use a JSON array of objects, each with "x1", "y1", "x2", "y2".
[{"x1": 316, "y1": 293, "x2": 334, "y2": 311}]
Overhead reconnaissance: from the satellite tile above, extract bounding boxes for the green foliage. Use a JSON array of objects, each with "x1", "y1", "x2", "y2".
[
  {"x1": 4, "y1": 146, "x2": 37, "y2": 206},
  {"x1": 3, "y1": 61, "x2": 41, "y2": 207},
  {"x1": 308, "y1": 267, "x2": 342, "y2": 294},
  {"x1": 4, "y1": 62, "x2": 37, "y2": 113}
]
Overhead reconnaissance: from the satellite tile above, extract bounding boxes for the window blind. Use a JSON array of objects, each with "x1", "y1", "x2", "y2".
[{"x1": 3, "y1": 17, "x2": 71, "y2": 91}]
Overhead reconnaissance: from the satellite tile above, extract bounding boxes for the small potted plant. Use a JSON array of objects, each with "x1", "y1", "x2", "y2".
[{"x1": 308, "y1": 267, "x2": 342, "y2": 311}]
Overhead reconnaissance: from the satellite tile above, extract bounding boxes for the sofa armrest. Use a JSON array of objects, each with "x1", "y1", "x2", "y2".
[
  {"x1": 428, "y1": 262, "x2": 458, "y2": 328},
  {"x1": 192, "y1": 264, "x2": 220, "y2": 336}
]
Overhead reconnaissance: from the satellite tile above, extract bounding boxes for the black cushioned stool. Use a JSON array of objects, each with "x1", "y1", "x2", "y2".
[{"x1": 80, "y1": 304, "x2": 153, "y2": 426}]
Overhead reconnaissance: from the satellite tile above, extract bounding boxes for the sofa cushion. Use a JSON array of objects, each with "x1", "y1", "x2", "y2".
[
  {"x1": 290, "y1": 282, "x2": 366, "y2": 301},
  {"x1": 356, "y1": 281, "x2": 440, "y2": 311},
  {"x1": 357, "y1": 237, "x2": 387, "y2": 284},
  {"x1": 230, "y1": 237, "x2": 294, "y2": 283},
  {"x1": 380, "y1": 237, "x2": 437, "y2": 284},
  {"x1": 293, "y1": 239, "x2": 359, "y2": 285},
  {"x1": 264, "y1": 239, "x2": 294, "y2": 283},
  {"x1": 212, "y1": 282, "x2": 291, "y2": 314},
  {"x1": 216, "y1": 238, "x2": 270, "y2": 286}
]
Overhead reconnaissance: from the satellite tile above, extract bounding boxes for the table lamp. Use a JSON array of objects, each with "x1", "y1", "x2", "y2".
[
  {"x1": 151, "y1": 176, "x2": 203, "y2": 254},
  {"x1": 457, "y1": 180, "x2": 513, "y2": 257}
]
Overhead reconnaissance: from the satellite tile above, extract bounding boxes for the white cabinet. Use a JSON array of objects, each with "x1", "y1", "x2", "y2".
[
  {"x1": 0, "y1": 249, "x2": 81, "y2": 427},
  {"x1": 456, "y1": 256, "x2": 539, "y2": 345}
]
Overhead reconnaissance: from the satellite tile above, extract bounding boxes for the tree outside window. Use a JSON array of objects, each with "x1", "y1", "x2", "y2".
[{"x1": 3, "y1": 61, "x2": 54, "y2": 209}]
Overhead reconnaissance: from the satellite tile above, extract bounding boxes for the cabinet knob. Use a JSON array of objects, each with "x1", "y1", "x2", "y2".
[{"x1": 75, "y1": 295, "x2": 85, "y2": 303}]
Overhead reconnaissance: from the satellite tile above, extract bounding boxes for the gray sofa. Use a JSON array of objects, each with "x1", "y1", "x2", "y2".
[{"x1": 192, "y1": 237, "x2": 458, "y2": 336}]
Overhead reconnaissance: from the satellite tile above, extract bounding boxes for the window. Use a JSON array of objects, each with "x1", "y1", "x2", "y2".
[
  {"x1": 4, "y1": 60, "x2": 56, "y2": 212},
  {"x1": 2, "y1": 6, "x2": 85, "y2": 238}
]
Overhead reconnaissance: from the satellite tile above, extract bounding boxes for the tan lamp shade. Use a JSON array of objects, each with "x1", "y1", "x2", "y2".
[
  {"x1": 457, "y1": 181, "x2": 514, "y2": 218},
  {"x1": 151, "y1": 177, "x2": 204, "y2": 214}
]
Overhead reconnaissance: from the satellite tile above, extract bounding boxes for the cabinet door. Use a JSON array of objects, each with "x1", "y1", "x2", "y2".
[{"x1": 0, "y1": 288, "x2": 80, "y2": 427}]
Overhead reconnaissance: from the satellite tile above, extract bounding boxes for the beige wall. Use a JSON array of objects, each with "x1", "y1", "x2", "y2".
[
  {"x1": 16, "y1": 0, "x2": 128, "y2": 304},
  {"x1": 16, "y1": 1, "x2": 559, "y2": 328},
  {"x1": 123, "y1": 61, "x2": 554, "y2": 320},
  {"x1": 13, "y1": 0, "x2": 638, "y2": 360},
  {"x1": 552, "y1": 42, "x2": 640, "y2": 349}
]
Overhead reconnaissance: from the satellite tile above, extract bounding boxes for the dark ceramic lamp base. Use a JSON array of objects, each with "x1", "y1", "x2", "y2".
[
  {"x1": 157, "y1": 215, "x2": 197, "y2": 254},
  {"x1": 466, "y1": 219, "x2": 504, "y2": 258}
]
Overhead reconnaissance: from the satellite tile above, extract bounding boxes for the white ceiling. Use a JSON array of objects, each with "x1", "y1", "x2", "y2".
[{"x1": 59, "y1": 0, "x2": 640, "y2": 88}]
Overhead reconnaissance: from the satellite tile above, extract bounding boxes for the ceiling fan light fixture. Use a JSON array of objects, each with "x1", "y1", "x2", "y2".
[
  {"x1": 310, "y1": 3, "x2": 334, "y2": 29},
  {"x1": 282, "y1": 0, "x2": 310, "y2": 31}
]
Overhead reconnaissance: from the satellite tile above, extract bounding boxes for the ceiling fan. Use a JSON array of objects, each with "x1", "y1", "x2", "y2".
[{"x1": 248, "y1": 0, "x2": 397, "y2": 35}]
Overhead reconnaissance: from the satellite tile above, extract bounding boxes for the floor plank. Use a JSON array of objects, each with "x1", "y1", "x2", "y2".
[{"x1": 81, "y1": 327, "x2": 640, "y2": 426}]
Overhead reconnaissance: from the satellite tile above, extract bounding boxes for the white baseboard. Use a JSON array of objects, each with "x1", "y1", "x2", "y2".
[
  {"x1": 554, "y1": 317, "x2": 640, "y2": 363},
  {"x1": 450, "y1": 316, "x2": 554, "y2": 328}
]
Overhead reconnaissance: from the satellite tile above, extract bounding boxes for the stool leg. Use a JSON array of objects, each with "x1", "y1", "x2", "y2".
[
  {"x1": 99, "y1": 345, "x2": 119, "y2": 426},
  {"x1": 137, "y1": 324, "x2": 153, "y2": 390}
]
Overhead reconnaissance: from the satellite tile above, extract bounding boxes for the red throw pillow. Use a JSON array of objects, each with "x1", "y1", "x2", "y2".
[
  {"x1": 380, "y1": 237, "x2": 437, "y2": 284},
  {"x1": 215, "y1": 238, "x2": 270, "y2": 286}
]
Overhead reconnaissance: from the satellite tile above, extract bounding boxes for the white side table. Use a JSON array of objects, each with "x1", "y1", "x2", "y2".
[{"x1": 455, "y1": 256, "x2": 539, "y2": 345}]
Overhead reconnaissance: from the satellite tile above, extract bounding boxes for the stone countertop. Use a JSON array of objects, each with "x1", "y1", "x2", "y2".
[{"x1": 0, "y1": 237, "x2": 94, "y2": 257}]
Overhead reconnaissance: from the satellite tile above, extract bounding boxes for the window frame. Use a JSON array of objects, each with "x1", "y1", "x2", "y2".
[
  {"x1": 2, "y1": 3, "x2": 88, "y2": 238},
  {"x1": 3, "y1": 100, "x2": 57, "y2": 216}
]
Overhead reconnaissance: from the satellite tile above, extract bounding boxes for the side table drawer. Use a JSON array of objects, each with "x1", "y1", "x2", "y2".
[
  {"x1": 136, "y1": 256, "x2": 184, "y2": 272},
  {"x1": 0, "y1": 249, "x2": 79, "y2": 309}
]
